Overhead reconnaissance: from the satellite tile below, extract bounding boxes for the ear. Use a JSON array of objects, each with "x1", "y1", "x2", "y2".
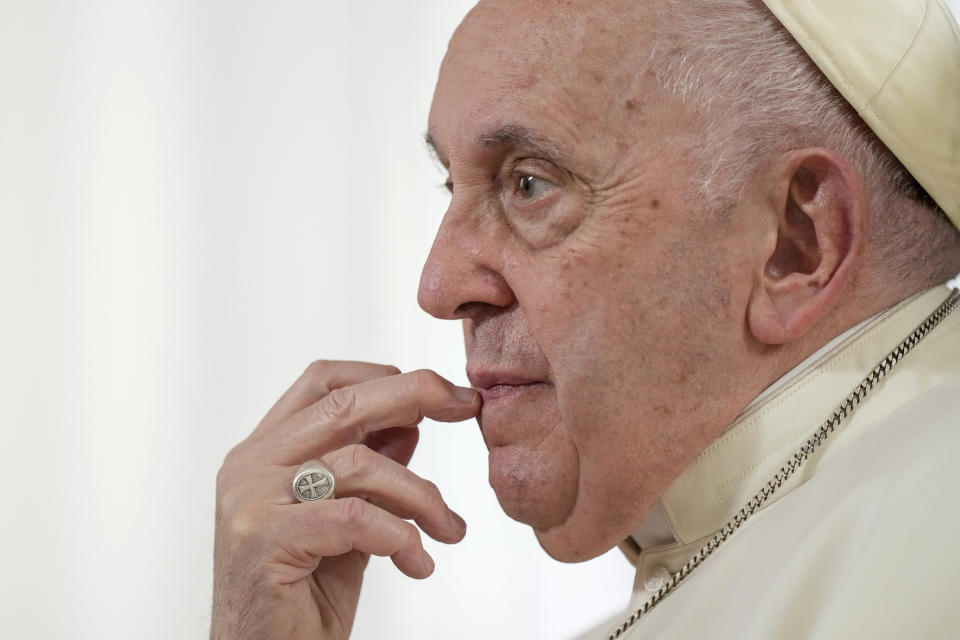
[{"x1": 747, "y1": 149, "x2": 867, "y2": 345}]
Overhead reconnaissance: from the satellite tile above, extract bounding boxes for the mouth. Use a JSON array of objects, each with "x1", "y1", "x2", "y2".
[
  {"x1": 466, "y1": 368, "x2": 552, "y2": 406},
  {"x1": 479, "y1": 381, "x2": 550, "y2": 403}
]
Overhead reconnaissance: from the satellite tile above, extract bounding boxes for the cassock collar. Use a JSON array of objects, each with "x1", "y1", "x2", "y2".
[{"x1": 623, "y1": 285, "x2": 953, "y2": 562}]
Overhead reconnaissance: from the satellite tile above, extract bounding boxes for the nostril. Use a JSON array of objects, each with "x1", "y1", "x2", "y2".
[
  {"x1": 417, "y1": 229, "x2": 516, "y2": 319},
  {"x1": 454, "y1": 301, "x2": 493, "y2": 318}
]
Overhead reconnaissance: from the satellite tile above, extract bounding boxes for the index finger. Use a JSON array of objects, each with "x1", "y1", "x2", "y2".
[
  {"x1": 257, "y1": 360, "x2": 402, "y2": 432},
  {"x1": 271, "y1": 369, "x2": 480, "y2": 464}
]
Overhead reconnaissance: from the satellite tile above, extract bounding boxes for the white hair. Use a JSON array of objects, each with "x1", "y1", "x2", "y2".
[{"x1": 648, "y1": 0, "x2": 960, "y2": 284}]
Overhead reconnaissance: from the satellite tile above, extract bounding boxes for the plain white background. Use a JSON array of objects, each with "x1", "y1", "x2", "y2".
[
  {"x1": 1, "y1": 2, "x2": 958, "y2": 639},
  {"x1": 0, "y1": 2, "x2": 634, "y2": 639}
]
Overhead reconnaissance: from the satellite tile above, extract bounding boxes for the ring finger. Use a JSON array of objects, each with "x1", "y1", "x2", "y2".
[{"x1": 267, "y1": 446, "x2": 466, "y2": 544}]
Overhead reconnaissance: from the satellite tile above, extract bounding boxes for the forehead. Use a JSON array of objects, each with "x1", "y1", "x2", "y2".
[
  {"x1": 428, "y1": 0, "x2": 666, "y2": 160},
  {"x1": 447, "y1": 0, "x2": 658, "y2": 69}
]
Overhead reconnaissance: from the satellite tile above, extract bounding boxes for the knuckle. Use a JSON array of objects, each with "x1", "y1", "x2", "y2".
[
  {"x1": 215, "y1": 463, "x2": 231, "y2": 495},
  {"x1": 407, "y1": 369, "x2": 444, "y2": 399},
  {"x1": 223, "y1": 506, "x2": 263, "y2": 550},
  {"x1": 216, "y1": 470, "x2": 253, "y2": 516},
  {"x1": 383, "y1": 364, "x2": 402, "y2": 377},
  {"x1": 410, "y1": 368, "x2": 438, "y2": 387},
  {"x1": 304, "y1": 359, "x2": 332, "y2": 377},
  {"x1": 347, "y1": 443, "x2": 372, "y2": 476},
  {"x1": 220, "y1": 441, "x2": 243, "y2": 467},
  {"x1": 215, "y1": 468, "x2": 235, "y2": 507},
  {"x1": 216, "y1": 444, "x2": 245, "y2": 495},
  {"x1": 401, "y1": 521, "x2": 422, "y2": 552},
  {"x1": 302, "y1": 359, "x2": 334, "y2": 387},
  {"x1": 215, "y1": 445, "x2": 263, "y2": 518},
  {"x1": 340, "y1": 497, "x2": 368, "y2": 528},
  {"x1": 322, "y1": 386, "x2": 357, "y2": 421},
  {"x1": 421, "y1": 480, "x2": 445, "y2": 510},
  {"x1": 217, "y1": 490, "x2": 241, "y2": 521}
]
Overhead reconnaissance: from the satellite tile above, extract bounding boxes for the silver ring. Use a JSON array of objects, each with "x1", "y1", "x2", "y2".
[{"x1": 292, "y1": 459, "x2": 335, "y2": 502}]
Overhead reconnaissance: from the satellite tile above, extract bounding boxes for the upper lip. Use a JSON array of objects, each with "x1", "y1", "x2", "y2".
[{"x1": 466, "y1": 368, "x2": 546, "y2": 390}]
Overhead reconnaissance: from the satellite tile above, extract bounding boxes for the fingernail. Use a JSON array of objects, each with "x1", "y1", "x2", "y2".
[
  {"x1": 448, "y1": 510, "x2": 467, "y2": 535},
  {"x1": 454, "y1": 386, "x2": 478, "y2": 403},
  {"x1": 420, "y1": 551, "x2": 435, "y2": 574}
]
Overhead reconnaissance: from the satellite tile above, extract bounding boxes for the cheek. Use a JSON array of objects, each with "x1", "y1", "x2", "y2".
[
  {"x1": 514, "y1": 254, "x2": 646, "y2": 432},
  {"x1": 510, "y1": 237, "x2": 702, "y2": 472},
  {"x1": 520, "y1": 246, "x2": 651, "y2": 384}
]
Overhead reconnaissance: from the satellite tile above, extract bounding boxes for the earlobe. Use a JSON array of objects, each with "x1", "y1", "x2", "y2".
[{"x1": 747, "y1": 149, "x2": 867, "y2": 345}]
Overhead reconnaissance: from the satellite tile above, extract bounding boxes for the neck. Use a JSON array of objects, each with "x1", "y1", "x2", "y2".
[{"x1": 748, "y1": 280, "x2": 926, "y2": 418}]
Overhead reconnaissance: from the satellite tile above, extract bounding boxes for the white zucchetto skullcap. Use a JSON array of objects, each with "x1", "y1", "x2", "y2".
[{"x1": 761, "y1": 0, "x2": 960, "y2": 228}]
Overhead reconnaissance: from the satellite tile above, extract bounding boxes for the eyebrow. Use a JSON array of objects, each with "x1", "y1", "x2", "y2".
[
  {"x1": 424, "y1": 124, "x2": 566, "y2": 166},
  {"x1": 423, "y1": 131, "x2": 444, "y2": 166}
]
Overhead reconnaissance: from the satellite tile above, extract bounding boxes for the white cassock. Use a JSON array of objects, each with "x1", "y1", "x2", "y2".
[{"x1": 579, "y1": 285, "x2": 960, "y2": 639}]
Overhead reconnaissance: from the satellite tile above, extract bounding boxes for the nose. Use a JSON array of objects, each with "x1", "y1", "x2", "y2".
[{"x1": 417, "y1": 205, "x2": 515, "y2": 320}]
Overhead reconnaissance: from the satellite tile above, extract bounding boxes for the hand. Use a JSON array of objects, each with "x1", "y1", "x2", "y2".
[{"x1": 211, "y1": 361, "x2": 481, "y2": 640}]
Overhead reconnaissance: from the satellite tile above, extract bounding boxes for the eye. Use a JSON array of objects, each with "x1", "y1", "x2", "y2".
[{"x1": 515, "y1": 173, "x2": 555, "y2": 201}]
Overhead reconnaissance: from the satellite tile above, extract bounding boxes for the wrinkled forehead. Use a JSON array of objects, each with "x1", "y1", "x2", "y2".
[
  {"x1": 428, "y1": 0, "x2": 666, "y2": 155},
  {"x1": 450, "y1": 0, "x2": 661, "y2": 86}
]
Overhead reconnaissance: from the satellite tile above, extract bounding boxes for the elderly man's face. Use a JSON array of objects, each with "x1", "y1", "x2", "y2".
[{"x1": 419, "y1": 0, "x2": 754, "y2": 561}]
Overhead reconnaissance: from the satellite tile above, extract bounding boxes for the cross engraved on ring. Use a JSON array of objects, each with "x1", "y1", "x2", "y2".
[{"x1": 297, "y1": 472, "x2": 331, "y2": 500}]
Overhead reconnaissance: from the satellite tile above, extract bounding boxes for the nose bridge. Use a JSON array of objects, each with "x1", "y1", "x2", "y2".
[
  {"x1": 417, "y1": 199, "x2": 513, "y2": 319},
  {"x1": 418, "y1": 202, "x2": 476, "y2": 317}
]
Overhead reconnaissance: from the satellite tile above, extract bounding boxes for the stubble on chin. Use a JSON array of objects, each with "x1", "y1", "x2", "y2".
[{"x1": 486, "y1": 428, "x2": 581, "y2": 531}]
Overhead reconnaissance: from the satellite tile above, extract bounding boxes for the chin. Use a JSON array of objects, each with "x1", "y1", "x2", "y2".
[
  {"x1": 532, "y1": 520, "x2": 620, "y2": 563},
  {"x1": 489, "y1": 446, "x2": 643, "y2": 562},
  {"x1": 487, "y1": 444, "x2": 620, "y2": 564},
  {"x1": 482, "y1": 412, "x2": 632, "y2": 562},
  {"x1": 531, "y1": 482, "x2": 659, "y2": 563},
  {"x1": 487, "y1": 444, "x2": 578, "y2": 530}
]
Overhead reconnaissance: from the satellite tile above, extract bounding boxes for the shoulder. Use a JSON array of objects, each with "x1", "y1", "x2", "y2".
[
  {"x1": 760, "y1": 374, "x2": 960, "y2": 637},
  {"x1": 621, "y1": 373, "x2": 960, "y2": 640},
  {"x1": 727, "y1": 373, "x2": 960, "y2": 638}
]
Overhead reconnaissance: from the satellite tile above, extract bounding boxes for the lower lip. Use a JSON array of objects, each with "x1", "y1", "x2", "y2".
[{"x1": 479, "y1": 382, "x2": 550, "y2": 404}]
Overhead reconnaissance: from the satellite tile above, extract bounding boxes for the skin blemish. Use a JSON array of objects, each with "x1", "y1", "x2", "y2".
[
  {"x1": 653, "y1": 403, "x2": 676, "y2": 418},
  {"x1": 651, "y1": 199, "x2": 660, "y2": 209},
  {"x1": 625, "y1": 99, "x2": 638, "y2": 111}
]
